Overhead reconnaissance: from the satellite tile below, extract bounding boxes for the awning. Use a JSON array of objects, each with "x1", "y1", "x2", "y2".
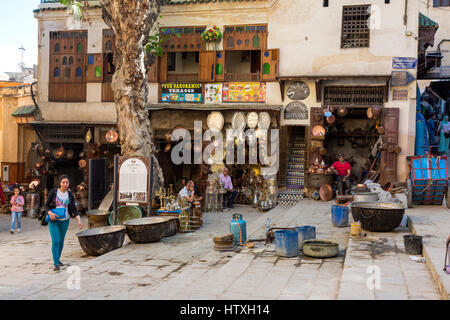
[
  {"x1": 11, "y1": 105, "x2": 36, "y2": 117},
  {"x1": 146, "y1": 104, "x2": 283, "y2": 111}
]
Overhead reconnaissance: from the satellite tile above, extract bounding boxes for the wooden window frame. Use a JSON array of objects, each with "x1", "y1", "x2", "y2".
[
  {"x1": 49, "y1": 30, "x2": 87, "y2": 102},
  {"x1": 434, "y1": 0, "x2": 450, "y2": 7},
  {"x1": 341, "y1": 5, "x2": 371, "y2": 49}
]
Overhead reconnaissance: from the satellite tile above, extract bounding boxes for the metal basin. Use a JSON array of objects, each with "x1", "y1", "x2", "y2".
[
  {"x1": 302, "y1": 240, "x2": 339, "y2": 258},
  {"x1": 87, "y1": 210, "x2": 110, "y2": 223},
  {"x1": 76, "y1": 225, "x2": 126, "y2": 256},
  {"x1": 353, "y1": 192, "x2": 379, "y2": 202},
  {"x1": 351, "y1": 202, "x2": 405, "y2": 232},
  {"x1": 123, "y1": 217, "x2": 177, "y2": 243}
]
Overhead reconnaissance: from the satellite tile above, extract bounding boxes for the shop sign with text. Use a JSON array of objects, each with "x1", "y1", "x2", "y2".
[{"x1": 160, "y1": 83, "x2": 203, "y2": 103}]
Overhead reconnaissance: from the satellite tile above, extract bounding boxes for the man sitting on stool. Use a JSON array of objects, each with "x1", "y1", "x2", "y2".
[
  {"x1": 178, "y1": 180, "x2": 194, "y2": 204},
  {"x1": 219, "y1": 167, "x2": 237, "y2": 209},
  {"x1": 330, "y1": 153, "x2": 351, "y2": 195}
]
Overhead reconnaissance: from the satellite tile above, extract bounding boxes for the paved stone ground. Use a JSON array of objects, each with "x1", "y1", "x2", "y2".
[
  {"x1": 0, "y1": 201, "x2": 444, "y2": 300},
  {"x1": 408, "y1": 205, "x2": 450, "y2": 300},
  {"x1": 338, "y1": 226, "x2": 441, "y2": 300}
]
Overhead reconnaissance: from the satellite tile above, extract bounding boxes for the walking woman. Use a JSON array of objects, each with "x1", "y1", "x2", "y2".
[
  {"x1": 438, "y1": 115, "x2": 450, "y2": 154},
  {"x1": 10, "y1": 187, "x2": 24, "y2": 234},
  {"x1": 44, "y1": 175, "x2": 83, "y2": 271}
]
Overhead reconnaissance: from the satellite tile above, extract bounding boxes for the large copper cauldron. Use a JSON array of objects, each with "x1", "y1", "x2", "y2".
[
  {"x1": 76, "y1": 225, "x2": 126, "y2": 256},
  {"x1": 123, "y1": 216, "x2": 177, "y2": 243},
  {"x1": 351, "y1": 202, "x2": 405, "y2": 232}
]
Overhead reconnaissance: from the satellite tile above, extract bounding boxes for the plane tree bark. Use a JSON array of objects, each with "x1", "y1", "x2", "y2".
[{"x1": 97, "y1": 0, "x2": 165, "y2": 187}]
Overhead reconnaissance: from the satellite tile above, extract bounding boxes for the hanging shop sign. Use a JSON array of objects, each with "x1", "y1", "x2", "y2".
[
  {"x1": 160, "y1": 83, "x2": 203, "y2": 103},
  {"x1": 287, "y1": 81, "x2": 310, "y2": 100},
  {"x1": 222, "y1": 82, "x2": 266, "y2": 103},
  {"x1": 118, "y1": 156, "x2": 150, "y2": 204},
  {"x1": 205, "y1": 83, "x2": 223, "y2": 104},
  {"x1": 392, "y1": 89, "x2": 409, "y2": 100},
  {"x1": 284, "y1": 101, "x2": 308, "y2": 120},
  {"x1": 392, "y1": 57, "x2": 417, "y2": 69},
  {"x1": 390, "y1": 71, "x2": 415, "y2": 87}
]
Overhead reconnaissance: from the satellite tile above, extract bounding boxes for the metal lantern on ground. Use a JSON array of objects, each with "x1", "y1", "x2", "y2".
[{"x1": 205, "y1": 174, "x2": 218, "y2": 213}]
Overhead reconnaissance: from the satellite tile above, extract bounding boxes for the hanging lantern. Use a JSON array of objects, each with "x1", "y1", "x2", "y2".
[
  {"x1": 105, "y1": 129, "x2": 119, "y2": 143},
  {"x1": 337, "y1": 107, "x2": 348, "y2": 117},
  {"x1": 85, "y1": 128, "x2": 92, "y2": 143}
]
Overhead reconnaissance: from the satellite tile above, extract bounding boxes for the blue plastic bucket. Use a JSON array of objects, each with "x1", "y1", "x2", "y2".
[
  {"x1": 331, "y1": 205, "x2": 349, "y2": 227},
  {"x1": 297, "y1": 225, "x2": 316, "y2": 242},
  {"x1": 294, "y1": 226, "x2": 305, "y2": 250},
  {"x1": 275, "y1": 230, "x2": 299, "y2": 257}
]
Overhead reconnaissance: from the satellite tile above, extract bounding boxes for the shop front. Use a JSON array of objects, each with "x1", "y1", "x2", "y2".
[
  {"x1": 148, "y1": 81, "x2": 282, "y2": 216},
  {"x1": 306, "y1": 80, "x2": 400, "y2": 201},
  {"x1": 28, "y1": 122, "x2": 120, "y2": 214}
]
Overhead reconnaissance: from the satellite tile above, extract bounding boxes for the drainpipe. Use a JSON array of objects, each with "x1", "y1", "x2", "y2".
[{"x1": 403, "y1": 0, "x2": 408, "y2": 26}]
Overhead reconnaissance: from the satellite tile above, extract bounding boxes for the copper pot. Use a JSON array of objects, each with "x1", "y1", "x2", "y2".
[
  {"x1": 394, "y1": 146, "x2": 402, "y2": 153},
  {"x1": 326, "y1": 115, "x2": 335, "y2": 124},
  {"x1": 319, "y1": 147, "x2": 327, "y2": 156},
  {"x1": 78, "y1": 159, "x2": 87, "y2": 168},
  {"x1": 65, "y1": 149, "x2": 74, "y2": 160},
  {"x1": 105, "y1": 129, "x2": 119, "y2": 143},
  {"x1": 371, "y1": 106, "x2": 382, "y2": 115},
  {"x1": 377, "y1": 126, "x2": 385, "y2": 135},
  {"x1": 337, "y1": 107, "x2": 348, "y2": 117}
]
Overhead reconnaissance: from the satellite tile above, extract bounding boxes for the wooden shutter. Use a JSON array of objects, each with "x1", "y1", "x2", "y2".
[
  {"x1": 148, "y1": 57, "x2": 158, "y2": 83},
  {"x1": 380, "y1": 108, "x2": 399, "y2": 186},
  {"x1": 198, "y1": 51, "x2": 216, "y2": 82},
  {"x1": 86, "y1": 54, "x2": 103, "y2": 82},
  {"x1": 261, "y1": 49, "x2": 279, "y2": 82},
  {"x1": 215, "y1": 51, "x2": 226, "y2": 82},
  {"x1": 158, "y1": 53, "x2": 168, "y2": 83}
]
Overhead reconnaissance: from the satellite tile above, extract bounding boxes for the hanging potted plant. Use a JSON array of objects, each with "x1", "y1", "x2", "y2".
[{"x1": 201, "y1": 25, "x2": 223, "y2": 51}]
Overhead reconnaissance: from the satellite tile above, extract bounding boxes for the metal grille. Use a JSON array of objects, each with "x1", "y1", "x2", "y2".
[
  {"x1": 341, "y1": 5, "x2": 371, "y2": 48},
  {"x1": 324, "y1": 86, "x2": 384, "y2": 105}
]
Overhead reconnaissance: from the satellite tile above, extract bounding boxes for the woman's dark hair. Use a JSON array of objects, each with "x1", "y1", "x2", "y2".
[{"x1": 59, "y1": 175, "x2": 70, "y2": 184}]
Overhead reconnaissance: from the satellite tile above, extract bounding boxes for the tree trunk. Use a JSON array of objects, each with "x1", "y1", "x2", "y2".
[{"x1": 99, "y1": 0, "x2": 165, "y2": 189}]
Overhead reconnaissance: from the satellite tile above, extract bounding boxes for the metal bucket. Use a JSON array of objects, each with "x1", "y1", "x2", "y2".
[
  {"x1": 353, "y1": 192, "x2": 379, "y2": 202},
  {"x1": 403, "y1": 235, "x2": 423, "y2": 255},
  {"x1": 26, "y1": 193, "x2": 40, "y2": 218}
]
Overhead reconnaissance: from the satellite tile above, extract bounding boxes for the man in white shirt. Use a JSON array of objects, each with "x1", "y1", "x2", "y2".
[{"x1": 178, "y1": 180, "x2": 194, "y2": 203}]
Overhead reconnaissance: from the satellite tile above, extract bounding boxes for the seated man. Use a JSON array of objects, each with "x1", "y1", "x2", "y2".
[
  {"x1": 178, "y1": 180, "x2": 194, "y2": 204},
  {"x1": 219, "y1": 167, "x2": 238, "y2": 209},
  {"x1": 330, "y1": 153, "x2": 351, "y2": 195}
]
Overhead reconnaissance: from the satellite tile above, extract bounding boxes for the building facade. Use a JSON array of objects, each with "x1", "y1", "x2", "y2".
[{"x1": 33, "y1": 0, "x2": 419, "y2": 203}]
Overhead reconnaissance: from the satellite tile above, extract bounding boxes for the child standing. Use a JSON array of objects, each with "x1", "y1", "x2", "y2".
[{"x1": 10, "y1": 187, "x2": 24, "y2": 234}]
